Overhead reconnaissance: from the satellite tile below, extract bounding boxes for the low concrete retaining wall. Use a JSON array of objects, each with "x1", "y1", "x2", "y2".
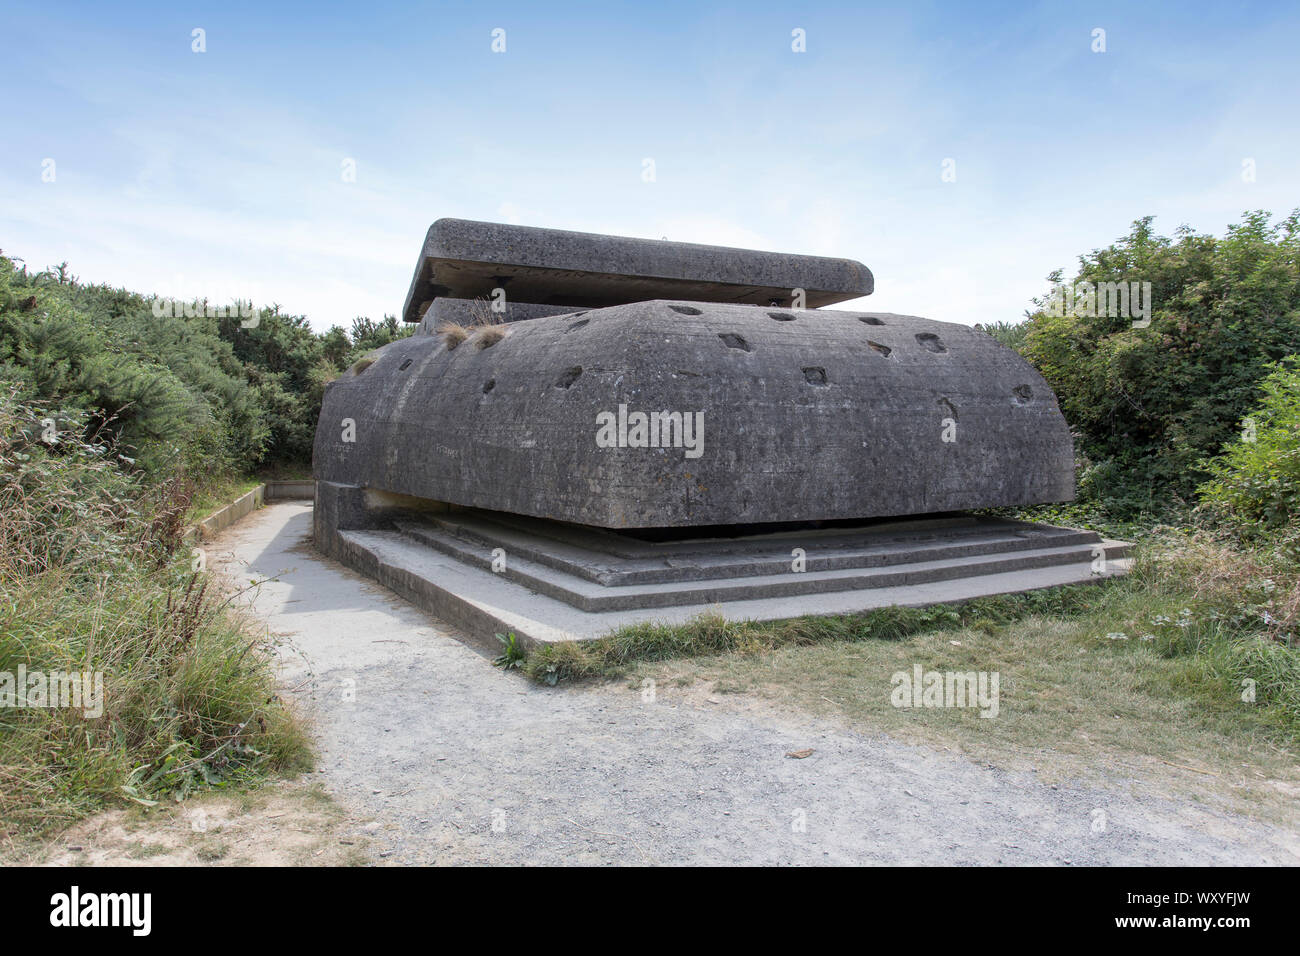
[
  {"x1": 186, "y1": 480, "x2": 315, "y2": 543},
  {"x1": 196, "y1": 486, "x2": 265, "y2": 541},
  {"x1": 266, "y1": 479, "x2": 315, "y2": 500}
]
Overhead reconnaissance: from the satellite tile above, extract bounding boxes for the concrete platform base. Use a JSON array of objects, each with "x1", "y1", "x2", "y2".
[{"x1": 314, "y1": 490, "x2": 1131, "y2": 646}]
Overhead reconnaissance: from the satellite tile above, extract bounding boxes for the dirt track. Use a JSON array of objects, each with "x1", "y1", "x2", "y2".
[{"x1": 205, "y1": 503, "x2": 1299, "y2": 865}]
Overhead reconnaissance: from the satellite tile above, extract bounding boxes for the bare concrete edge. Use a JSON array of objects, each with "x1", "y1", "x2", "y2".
[
  {"x1": 401, "y1": 218, "x2": 874, "y2": 322},
  {"x1": 194, "y1": 486, "x2": 264, "y2": 542}
]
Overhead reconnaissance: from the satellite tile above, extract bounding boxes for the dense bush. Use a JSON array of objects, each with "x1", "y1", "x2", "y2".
[
  {"x1": 0, "y1": 258, "x2": 252, "y2": 476},
  {"x1": 1200, "y1": 360, "x2": 1300, "y2": 540},
  {"x1": 1021, "y1": 211, "x2": 1300, "y2": 515},
  {"x1": 0, "y1": 252, "x2": 411, "y2": 481}
]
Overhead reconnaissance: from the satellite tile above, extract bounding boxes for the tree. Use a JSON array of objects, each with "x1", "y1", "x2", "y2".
[{"x1": 1021, "y1": 210, "x2": 1300, "y2": 514}]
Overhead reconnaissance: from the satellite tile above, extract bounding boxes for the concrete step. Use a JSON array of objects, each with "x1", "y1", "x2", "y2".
[
  {"x1": 333, "y1": 527, "x2": 1133, "y2": 646},
  {"x1": 404, "y1": 512, "x2": 1101, "y2": 586},
  {"x1": 391, "y1": 518, "x2": 1131, "y2": 612},
  {"x1": 449, "y1": 509, "x2": 989, "y2": 560}
]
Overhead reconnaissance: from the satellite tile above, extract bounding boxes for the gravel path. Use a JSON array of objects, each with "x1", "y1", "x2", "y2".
[{"x1": 209, "y1": 503, "x2": 1299, "y2": 865}]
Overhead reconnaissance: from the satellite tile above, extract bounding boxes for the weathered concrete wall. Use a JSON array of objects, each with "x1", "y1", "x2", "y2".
[
  {"x1": 313, "y1": 480, "x2": 457, "y2": 559},
  {"x1": 314, "y1": 301, "x2": 1074, "y2": 528},
  {"x1": 265, "y1": 479, "x2": 316, "y2": 500}
]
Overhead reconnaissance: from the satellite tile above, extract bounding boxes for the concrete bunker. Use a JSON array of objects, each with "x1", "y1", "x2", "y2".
[{"x1": 312, "y1": 219, "x2": 1127, "y2": 645}]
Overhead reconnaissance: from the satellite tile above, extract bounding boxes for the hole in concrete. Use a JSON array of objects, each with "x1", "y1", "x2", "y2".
[
  {"x1": 398, "y1": 358, "x2": 413, "y2": 371},
  {"x1": 718, "y1": 332, "x2": 750, "y2": 351},
  {"x1": 769, "y1": 311, "x2": 797, "y2": 321},
  {"x1": 802, "y1": 366, "x2": 828, "y2": 386},
  {"x1": 554, "y1": 366, "x2": 583, "y2": 389},
  {"x1": 566, "y1": 318, "x2": 590, "y2": 332},
  {"x1": 669, "y1": 305, "x2": 702, "y2": 316},
  {"x1": 867, "y1": 340, "x2": 892, "y2": 357},
  {"x1": 483, "y1": 379, "x2": 496, "y2": 394},
  {"x1": 859, "y1": 316, "x2": 885, "y2": 325},
  {"x1": 915, "y1": 332, "x2": 947, "y2": 353},
  {"x1": 1013, "y1": 384, "x2": 1032, "y2": 402}
]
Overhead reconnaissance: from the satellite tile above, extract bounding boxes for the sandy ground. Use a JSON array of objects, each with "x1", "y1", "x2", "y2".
[
  {"x1": 35, "y1": 502, "x2": 1299, "y2": 866},
  {"x1": 29, "y1": 779, "x2": 368, "y2": 867}
]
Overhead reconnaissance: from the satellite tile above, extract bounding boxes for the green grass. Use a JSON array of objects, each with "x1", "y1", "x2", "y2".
[
  {"x1": 0, "y1": 393, "x2": 311, "y2": 839},
  {"x1": 184, "y1": 474, "x2": 264, "y2": 526},
  {"x1": 521, "y1": 532, "x2": 1300, "y2": 758},
  {"x1": 0, "y1": 561, "x2": 313, "y2": 836},
  {"x1": 524, "y1": 585, "x2": 1111, "y2": 685}
]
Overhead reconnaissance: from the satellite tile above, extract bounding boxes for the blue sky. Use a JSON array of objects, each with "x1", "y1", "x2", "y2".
[{"x1": 2, "y1": 0, "x2": 1297, "y2": 330}]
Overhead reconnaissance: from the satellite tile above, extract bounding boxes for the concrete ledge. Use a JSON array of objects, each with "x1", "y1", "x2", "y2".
[
  {"x1": 197, "y1": 485, "x2": 265, "y2": 541},
  {"x1": 183, "y1": 480, "x2": 311, "y2": 544},
  {"x1": 395, "y1": 519, "x2": 1127, "y2": 612},
  {"x1": 310, "y1": 479, "x2": 1131, "y2": 647}
]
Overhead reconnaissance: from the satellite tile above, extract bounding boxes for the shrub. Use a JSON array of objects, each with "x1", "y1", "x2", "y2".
[
  {"x1": 975, "y1": 319, "x2": 1030, "y2": 353},
  {"x1": 1021, "y1": 211, "x2": 1300, "y2": 515},
  {"x1": 0, "y1": 251, "x2": 413, "y2": 480},
  {"x1": 1198, "y1": 360, "x2": 1300, "y2": 535}
]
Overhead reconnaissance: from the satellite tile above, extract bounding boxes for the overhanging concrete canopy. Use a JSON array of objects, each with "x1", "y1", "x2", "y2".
[{"x1": 400, "y1": 218, "x2": 874, "y2": 323}]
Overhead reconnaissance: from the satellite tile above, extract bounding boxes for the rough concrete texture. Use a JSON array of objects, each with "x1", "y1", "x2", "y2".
[
  {"x1": 401, "y1": 218, "x2": 873, "y2": 323},
  {"x1": 210, "y1": 503, "x2": 1300, "y2": 865},
  {"x1": 402, "y1": 510, "x2": 1109, "y2": 589},
  {"x1": 265, "y1": 479, "x2": 315, "y2": 500},
  {"x1": 314, "y1": 301, "x2": 1074, "y2": 528}
]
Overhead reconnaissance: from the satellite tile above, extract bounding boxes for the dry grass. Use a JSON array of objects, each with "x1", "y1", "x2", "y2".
[
  {"x1": 348, "y1": 351, "x2": 379, "y2": 374},
  {"x1": 0, "y1": 392, "x2": 311, "y2": 838},
  {"x1": 474, "y1": 324, "x2": 508, "y2": 349},
  {"x1": 465, "y1": 297, "x2": 503, "y2": 326},
  {"x1": 437, "y1": 319, "x2": 509, "y2": 351},
  {"x1": 1140, "y1": 529, "x2": 1300, "y2": 637},
  {"x1": 436, "y1": 321, "x2": 470, "y2": 350}
]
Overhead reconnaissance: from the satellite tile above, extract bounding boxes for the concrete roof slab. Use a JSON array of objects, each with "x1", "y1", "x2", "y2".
[{"x1": 401, "y1": 218, "x2": 873, "y2": 322}]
